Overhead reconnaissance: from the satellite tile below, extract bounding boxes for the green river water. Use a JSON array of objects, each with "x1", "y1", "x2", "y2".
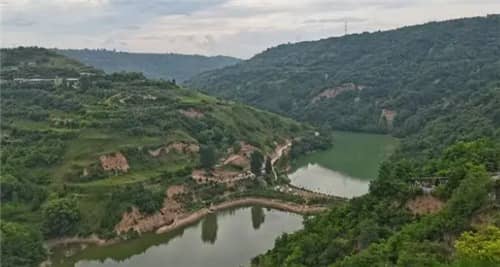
[
  {"x1": 289, "y1": 131, "x2": 398, "y2": 198},
  {"x1": 52, "y1": 131, "x2": 397, "y2": 267}
]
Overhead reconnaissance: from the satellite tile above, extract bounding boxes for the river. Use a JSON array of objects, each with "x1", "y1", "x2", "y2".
[
  {"x1": 51, "y1": 131, "x2": 396, "y2": 267},
  {"x1": 50, "y1": 207, "x2": 303, "y2": 267},
  {"x1": 288, "y1": 131, "x2": 398, "y2": 198}
]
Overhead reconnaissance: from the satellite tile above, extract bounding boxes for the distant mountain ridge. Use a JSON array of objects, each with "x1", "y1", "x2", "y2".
[
  {"x1": 187, "y1": 15, "x2": 500, "y2": 155},
  {"x1": 56, "y1": 49, "x2": 241, "y2": 82}
]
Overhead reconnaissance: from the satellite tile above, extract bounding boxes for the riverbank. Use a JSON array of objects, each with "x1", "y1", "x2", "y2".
[
  {"x1": 45, "y1": 234, "x2": 111, "y2": 249},
  {"x1": 45, "y1": 197, "x2": 329, "y2": 250},
  {"x1": 157, "y1": 197, "x2": 327, "y2": 234},
  {"x1": 44, "y1": 139, "x2": 328, "y2": 251}
]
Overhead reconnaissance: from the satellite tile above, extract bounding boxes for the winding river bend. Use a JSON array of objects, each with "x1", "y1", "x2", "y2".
[
  {"x1": 289, "y1": 131, "x2": 398, "y2": 198},
  {"x1": 52, "y1": 131, "x2": 397, "y2": 267}
]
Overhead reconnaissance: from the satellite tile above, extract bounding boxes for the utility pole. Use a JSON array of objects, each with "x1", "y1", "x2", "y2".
[{"x1": 344, "y1": 19, "x2": 348, "y2": 36}]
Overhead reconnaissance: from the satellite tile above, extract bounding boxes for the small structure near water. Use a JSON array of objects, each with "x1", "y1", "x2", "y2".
[{"x1": 410, "y1": 176, "x2": 448, "y2": 194}]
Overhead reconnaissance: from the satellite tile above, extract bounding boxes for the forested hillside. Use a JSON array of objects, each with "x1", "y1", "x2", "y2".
[
  {"x1": 57, "y1": 49, "x2": 241, "y2": 82},
  {"x1": 2, "y1": 14, "x2": 500, "y2": 267},
  {"x1": 232, "y1": 16, "x2": 500, "y2": 267},
  {"x1": 0, "y1": 47, "x2": 310, "y2": 267},
  {"x1": 188, "y1": 15, "x2": 500, "y2": 158},
  {"x1": 254, "y1": 138, "x2": 500, "y2": 267}
]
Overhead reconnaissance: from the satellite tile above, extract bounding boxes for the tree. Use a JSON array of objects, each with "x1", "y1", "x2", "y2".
[
  {"x1": 200, "y1": 145, "x2": 217, "y2": 170},
  {"x1": 265, "y1": 156, "x2": 273, "y2": 175},
  {"x1": 42, "y1": 196, "x2": 80, "y2": 237},
  {"x1": 357, "y1": 219, "x2": 382, "y2": 249},
  {"x1": 0, "y1": 174, "x2": 22, "y2": 201},
  {"x1": 251, "y1": 206, "x2": 265, "y2": 230},
  {"x1": 455, "y1": 226, "x2": 500, "y2": 263},
  {"x1": 250, "y1": 151, "x2": 264, "y2": 176},
  {"x1": 0, "y1": 221, "x2": 46, "y2": 267},
  {"x1": 232, "y1": 141, "x2": 242, "y2": 154},
  {"x1": 79, "y1": 76, "x2": 91, "y2": 91}
]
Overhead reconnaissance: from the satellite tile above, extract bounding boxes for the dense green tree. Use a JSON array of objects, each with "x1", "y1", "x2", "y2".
[
  {"x1": 42, "y1": 196, "x2": 80, "y2": 237},
  {"x1": 0, "y1": 174, "x2": 47, "y2": 204},
  {"x1": 0, "y1": 221, "x2": 46, "y2": 267},
  {"x1": 254, "y1": 139, "x2": 499, "y2": 267},
  {"x1": 200, "y1": 145, "x2": 217, "y2": 170},
  {"x1": 0, "y1": 174, "x2": 23, "y2": 201},
  {"x1": 250, "y1": 151, "x2": 264, "y2": 176},
  {"x1": 394, "y1": 241, "x2": 446, "y2": 267},
  {"x1": 232, "y1": 141, "x2": 242, "y2": 154},
  {"x1": 455, "y1": 226, "x2": 500, "y2": 263},
  {"x1": 265, "y1": 156, "x2": 273, "y2": 175}
]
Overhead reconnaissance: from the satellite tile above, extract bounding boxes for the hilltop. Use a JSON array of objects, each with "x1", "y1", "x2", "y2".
[
  {"x1": 187, "y1": 15, "x2": 500, "y2": 157},
  {"x1": 57, "y1": 49, "x2": 241, "y2": 82}
]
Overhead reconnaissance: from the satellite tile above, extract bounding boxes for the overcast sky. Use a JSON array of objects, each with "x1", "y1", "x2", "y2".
[{"x1": 1, "y1": 0, "x2": 499, "y2": 58}]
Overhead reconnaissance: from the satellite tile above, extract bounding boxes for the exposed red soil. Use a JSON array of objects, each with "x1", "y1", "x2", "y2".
[
  {"x1": 406, "y1": 195, "x2": 445, "y2": 215},
  {"x1": 179, "y1": 108, "x2": 204, "y2": 119},
  {"x1": 115, "y1": 185, "x2": 187, "y2": 234},
  {"x1": 223, "y1": 154, "x2": 249, "y2": 168},
  {"x1": 193, "y1": 141, "x2": 292, "y2": 185},
  {"x1": 99, "y1": 152, "x2": 130, "y2": 172},
  {"x1": 311, "y1": 83, "x2": 366, "y2": 103}
]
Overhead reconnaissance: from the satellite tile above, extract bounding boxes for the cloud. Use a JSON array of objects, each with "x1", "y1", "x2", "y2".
[
  {"x1": 1, "y1": 0, "x2": 499, "y2": 58},
  {"x1": 121, "y1": 25, "x2": 141, "y2": 30},
  {"x1": 303, "y1": 17, "x2": 367, "y2": 24},
  {"x1": 3, "y1": 17, "x2": 36, "y2": 27},
  {"x1": 1, "y1": 0, "x2": 227, "y2": 33},
  {"x1": 138, "y1": 35, "x2": 164, "y2": 41}
]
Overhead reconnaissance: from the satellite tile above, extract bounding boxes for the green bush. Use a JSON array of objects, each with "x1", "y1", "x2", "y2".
[
  {"x1": 0, "y1": 221, "x2": 46, "y2": 267},
  {"x1": 42, "y1": 196, "x2": 80, "y2": 237}
]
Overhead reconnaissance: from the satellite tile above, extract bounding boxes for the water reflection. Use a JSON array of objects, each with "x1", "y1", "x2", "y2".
[
  {"x1": 201, "y1": 213, "x2": 218, "y2": 244},
  {"x1": 51, "y1": 207, "x2": 304, "y2": 267},
  {"x1": 251, "y1": 206, "x2": 265, "y2": 230},
  {"x1": 289, "y1": 163, "x2": 370, "y2": 198}
]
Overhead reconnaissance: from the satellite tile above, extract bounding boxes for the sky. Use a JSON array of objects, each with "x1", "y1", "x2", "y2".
[{"x1": 1, "y1": 0, "x2": 499, "y2": 58}]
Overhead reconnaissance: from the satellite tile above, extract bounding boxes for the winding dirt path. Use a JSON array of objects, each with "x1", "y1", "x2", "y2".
[
  {"x1": 271, "y1": 140, "x2": 292, "y2": 165},
  {"x1": 156, "y1": 197, "x2": 326, "y2": 234},
  {"x1": 46, "y1": 197, "x2": 327, "y2": 249},
  {"x1": 269, "y1": 140, "x2": 292, "y2": 180}
]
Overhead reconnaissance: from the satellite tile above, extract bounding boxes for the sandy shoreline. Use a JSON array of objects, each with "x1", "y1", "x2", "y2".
[{"x1": 46, "y1": 197, "x2": 328, "y2": 249}]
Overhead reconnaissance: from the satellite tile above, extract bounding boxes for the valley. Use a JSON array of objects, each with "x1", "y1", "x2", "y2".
[
  {"x1": 0, "y1": 47, "x2": 339, "y2": 266},
  {"x1": 47, "y1": 131, "x2": 393, "y2": 267},
  {"x1": 1, "y1": 14, "x2": 500, "y2": 267}
]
